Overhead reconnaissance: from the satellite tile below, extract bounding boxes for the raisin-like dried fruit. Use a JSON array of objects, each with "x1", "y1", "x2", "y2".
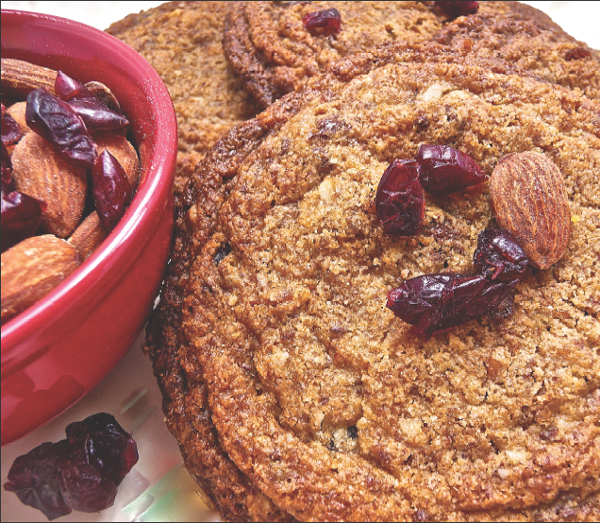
[
  {"x1": 1, "y1": 181, "x2": 46, "y2": 252},
  {"x1": 91, "y1": 150, "x2": 133, "y2": 233},
  {"x1": 4, "y1": 413, "x2": 138, "y2": 520},
  {"x1": 302, "y1": 8, "x2": 342, "y2": 35},
  {"x1": 474, "y1": 228, "x2": 528, "y2": 281},
  {"x1": 25, "y1": 88, "x2": 97, "y2": 167},
  {"x1": 2, "y1": 103, "x2": 23, "y2": 146},
  {"x1": 416, "y1": 144, "x2": 487, "y2": 195},
  {"x1": 55, "y1": 71, "x2": 129, "y2": 132},
  {"x1": 435, "y1": 1, "x2": 479, "y2": 17},
  {"x1": 65, "y1": 412, "x2": 139, "y2": 487},
  {"x1": 376, "y1": 159, "x2": 424, "y2": 236},
  {"x1": 4, "y1": 441, "x2": 72, "y2": 521},
  {"x1": 387, "y1": 273, "x2": 518, "y2": 341}
]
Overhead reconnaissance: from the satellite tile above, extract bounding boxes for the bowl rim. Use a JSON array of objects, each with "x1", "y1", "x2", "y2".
[{"x1": 1, "y1": 9, "x2": 177, "y2": 356}]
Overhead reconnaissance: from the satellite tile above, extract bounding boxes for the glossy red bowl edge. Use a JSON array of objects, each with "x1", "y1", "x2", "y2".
[{"x1": 1, "y1": 10, "x2": 177, "y2": 445}]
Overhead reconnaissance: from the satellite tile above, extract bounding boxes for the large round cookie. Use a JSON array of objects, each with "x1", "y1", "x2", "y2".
[
  {"x1": 224, "y1": 1, "x2": 600, "y2": 110},
  {"x1": 106, "y1": 1, "x2": 259, "y2": 196},
  {"x1": 180, "y1": 45, "x2": 600, "y2": 521},
  {"x1": 144, "y1": 43, "x2": 537, "y2": 521},
  {"x1": 223, "y1": 1, "x2": 449, "y2": 109}
]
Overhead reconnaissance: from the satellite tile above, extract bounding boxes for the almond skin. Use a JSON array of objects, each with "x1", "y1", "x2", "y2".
[
  {"x1": 1, "y1": 58, "x2": 57, "y2": 98},
  {"x1": 68, "y1": 211, "x2": 107, "y2": 261},
  {"x1": 490, "y1": 151, "x2": 571, "y2": 270},
  {"x1": 11, "y1": 132, "x2": 88, "y2": 238},
  {"x1": 1, "y1": 235, "x2": 81, "y2": 324}
]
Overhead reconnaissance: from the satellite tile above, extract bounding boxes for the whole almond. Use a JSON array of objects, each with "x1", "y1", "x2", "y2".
[
  {"x1": 68, "y1": 212, "x2": 107, "y2": 260},
  {"x1": 85, "y1": 81, "x2": 122, "y2": 113},
  {"x1": 490, "y1": 151, "x2": 571, "y2": 270},
  {"x1": 95, "y1": 134, "x2": 141, "y2": 190},
  {"x1": 1, "y1": 235, "x2": 81, "y2": 324},
  {"x1": 1, "y1": 58, "x2": 57, "y2": 98},
  {"x1": 11, "y1": 132, "x2": 88, "y2": 238}
]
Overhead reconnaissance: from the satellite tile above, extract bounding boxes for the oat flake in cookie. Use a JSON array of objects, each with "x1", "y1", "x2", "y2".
[{"x1": 180, "y1": 45, "x2": 600, "y2": 521}]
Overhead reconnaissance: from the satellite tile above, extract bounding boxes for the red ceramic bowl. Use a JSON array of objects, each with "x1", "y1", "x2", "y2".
[{"x1": 1, "y1": 10, "x2": 177, "y2": 445}]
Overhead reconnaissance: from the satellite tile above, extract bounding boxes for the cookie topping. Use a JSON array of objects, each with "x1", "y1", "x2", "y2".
[
  {"x1": 416, "y1": 144, "x2": 487, "y2": 195},
  {"x1": 376, "y1": 158, "x2": 424, "y2": 236},
  {"x1": 434, "y1": 1, "x2": 479, "y2": 18},
  {"x1": 386, "y1": 273, "x2": 518, "y2": 341},
  {"x1": 474, "y1": 228, "x2": 529, "y2": 281},
  {"x1": 302, "y1": 8, "x2": 342, "y2": 36}
]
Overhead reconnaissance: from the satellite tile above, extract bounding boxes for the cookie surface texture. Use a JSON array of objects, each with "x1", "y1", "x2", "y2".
[
  {"x1": 181, "y1": 47, "x2": 600, "y2": 521},
  {"x1": 223, "y1": 1, "x2": 448, "y2": 109},
  {"x1": 107, "y1": 1, "x2": 259, "y2": 196}
]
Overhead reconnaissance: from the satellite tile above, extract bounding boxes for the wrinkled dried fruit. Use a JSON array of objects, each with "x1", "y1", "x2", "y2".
[
  {"x1": 55, "y1": 70, "x2": 96, "y2": 102},
  {"x1": 435, "y1": 1, "x2": 479, "y2": 17},
  {"x1": 565, "y1": 47, "x2": 591, "y2": 60},
  {"x1": 1, "y1": 142, "x2": 12, "y2": 183},
  {"x1": 65, "y1": 412, "x2": 139, "y2": 487},
  {"x1": 474, "y1": 228, "x2": 528, "y2": 281},
  {"x1": 25, "y1": 88, "x2": 97, "y2": 167},
  {"x1": 387, "y1": 273, "x2": 518, "y2": 341},
  {"x1": 376, "y1": 159, "x2": 424, "y2": 236},
  {"x1": 92, "y1": 150, "x2": 133, "y2": 233},
  {"x1": 1, "y1": 181, "x2": 46, "y2": 252},
  {"x1": 4, "y1": 413, "x2": 138, "y2": 521},
  {"x1": 416, "y1": 144, "x2": 487, "y2": 195},
  {"x1": 4, "y1": 441, "x2": 72, "y2": 520},
  {"x1": 2, "y1": 103, "x2": 23, "y2": 145},
  {"x1": 302, "y1": 8, "x2": 342, "y2": 35}
]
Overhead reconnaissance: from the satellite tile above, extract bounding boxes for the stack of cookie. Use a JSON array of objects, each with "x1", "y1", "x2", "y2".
[{"x1": 108, "y1": 3, "x2": 599, "y2": 521}]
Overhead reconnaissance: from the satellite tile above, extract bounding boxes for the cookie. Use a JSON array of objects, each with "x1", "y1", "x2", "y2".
[
  {"x1": 106, "y1": 1, "x2": 259, "y2": 196},
  {"x1": 432, "y1": 1, "x2": 600, "y2": 101},
  {"x1": 180, "y1": 44, "x2": 600, "y2": 521},
  {"x1": 224, "y1": 1, "x2": 600, "y2": 109},
  {"x1": 223, "y1": 1, "x2": 448, "y2": 109},
  {"x1": 146, "y1": 43, "x2": 536, "y2": 521}
]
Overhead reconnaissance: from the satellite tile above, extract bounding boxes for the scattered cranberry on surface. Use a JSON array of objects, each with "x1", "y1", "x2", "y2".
[
  {"x1": 302, "y1": 8, "x2": 342, "y2": 36},
  {"x1": 92, "y1": 150, "x2": 133, "y2": 233},
  {"x1": 434, "y1": 1, "x2": 479, "y2": 18},
  {"x1": 25, "y1": 88, "x2": 97, "y2": 168},
  {"x1": 387, "y1": 273, "x2": 518, "y2": 341},
  {"x1": 474, "y1": 228, "x2": 529, "y2": 281},
  {"x1": 376, "y1": 159, "x2": 424, "y2": 236},
  {"x1": 416, "y1": 144, "x2": 487, "y2": 195},
  {"x1": 3, "y1": 413, "x2": 138, "y2": 521}
]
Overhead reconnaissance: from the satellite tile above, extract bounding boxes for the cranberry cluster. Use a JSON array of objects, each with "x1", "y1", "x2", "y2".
[
  {"x1": 4, "y1": 413, "x2": 138, "y2": 520},
  {"x1": 377, "y1": 145, "x2": 528, "y2": 340},
  {"x1": 1, "y1": 71, "x2": 133, "y2": 252}
]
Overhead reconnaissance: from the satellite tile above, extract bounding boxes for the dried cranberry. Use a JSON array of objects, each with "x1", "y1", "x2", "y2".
[
  {"x1": 65, "y1": 413, "x2": 139, "y2": 487},
  {"x1": 302, "y1": 8, "x2": 342, "y2": 36},
  {"x1": 435, "y1": 1, "x2": 479, "y2": 17},
  {"x1": 376, "y1": 159, "x2": 424, "y2": 236},
  {"x1": 1, "y1": 142, "x2": 13, "y2": 184},
  {"x1": 55, "y1": 72, "x2": 129, "y2": 132},
  {"x1": 1, "y1": 103, "x2": 23, "y2": 146},
  {"x1": 415, "y1": 144, "x2": 487, "y2": 195},
  {"x1": 55, "y1": 70, "x2": 96, "y2": 102},
  {"x1": 4, "y1": 413, "x2": 137, "y2": 520},
  {"x1": 4, "y1": 441, "x2": 72, "y2": 520},
  {"x1": 474, "y1": 228, "x2": 528, "y2": 281},
  {"x1": 1, "y1": 182, "x2": 46, "y2": 252},
  {"x1": 91, "y1": 150, "x2": 133, "y2": 233},
  {"x1": 57, "y1": 450, "x2": 118, "y2": 513},
  {"x1": 565, "y1": 47, "x2": 592, "y2": 61},
  {"x1": 387, "y1": 273, "x2": 518, "y2": 341},
  {"x1": 25, "y1": 88, "x2": 97, "y2": 167}
]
